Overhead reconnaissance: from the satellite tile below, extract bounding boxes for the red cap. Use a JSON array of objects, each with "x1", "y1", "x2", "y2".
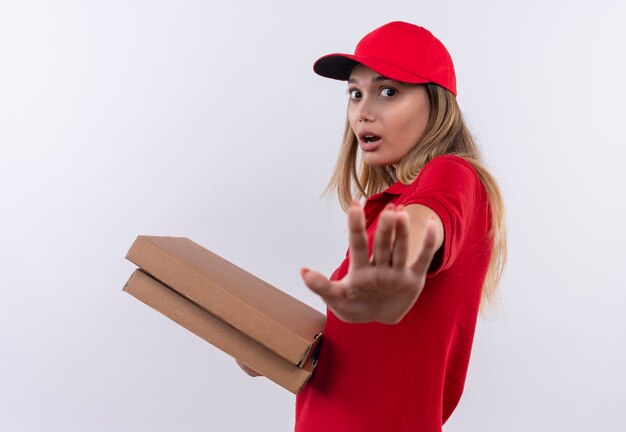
[{"x1": 313, "y1": 21, "x2": 457, "y2": 96}]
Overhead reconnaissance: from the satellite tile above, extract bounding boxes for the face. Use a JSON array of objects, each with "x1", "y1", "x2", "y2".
[{"x1": 347, "y1": 64, "x2": 430, "y2": 167}]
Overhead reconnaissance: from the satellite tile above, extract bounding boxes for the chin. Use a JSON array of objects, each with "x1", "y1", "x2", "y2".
[{"x1": 362, "y1": 152, "x2": 398, "y2": 167}]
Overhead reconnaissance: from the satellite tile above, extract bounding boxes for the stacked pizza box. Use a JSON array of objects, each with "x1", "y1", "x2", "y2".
[{"x1": 123, "y1": 236, "x2": 325, "y2": 394}]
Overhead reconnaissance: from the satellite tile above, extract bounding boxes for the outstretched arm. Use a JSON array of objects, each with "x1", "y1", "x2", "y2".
[{"x1": 301, "y1": 201, "x2": 444, "y2": 324}]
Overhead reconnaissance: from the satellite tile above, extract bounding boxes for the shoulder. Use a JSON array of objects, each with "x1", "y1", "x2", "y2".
[
  {"x1": 398, "y1": 155, "x2": 486, "y2": 220},
  {"x1": 406, "y1": 155, "x2": 482, "y2": 194},
  {"x1": 420, "y1": 155, "x2": 479, "y2": 178}
]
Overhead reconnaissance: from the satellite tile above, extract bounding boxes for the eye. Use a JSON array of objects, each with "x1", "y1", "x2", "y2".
[
  {"x1": 379, "y1": 87, "x2": 397, "y2": 97},
  {"x1": 346, "y1": 86, "x2": 396, "y2": 100},
  {"x1": 347, "y1": 88, "x2": 362, "y2": 100}
]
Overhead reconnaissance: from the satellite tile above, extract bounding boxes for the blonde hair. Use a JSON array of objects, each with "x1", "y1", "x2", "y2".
[{"x1": 322, "y1": 83, "x2": 507, "y2": 312}]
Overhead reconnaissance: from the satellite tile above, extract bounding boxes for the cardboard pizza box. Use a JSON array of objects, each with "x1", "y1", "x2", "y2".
[
  {"x1": 123, "y1": 269, "x2": 317, "y2": 394},
  {"x1": 125, "y1": 235, "x2": 325, "y2": 367}
]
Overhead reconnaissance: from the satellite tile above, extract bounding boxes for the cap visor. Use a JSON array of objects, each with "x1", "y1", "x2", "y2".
[
  {"x1": 313, "y1": 53, "x2": 358, "y2": 80},
  {"x1": 313, "y1": 53, "x2": 431, "y2": 84}
]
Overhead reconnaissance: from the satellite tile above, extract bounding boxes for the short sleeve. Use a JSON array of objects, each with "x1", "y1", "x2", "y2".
[{"x1": 400, "y1": 155, "x2": 482, "y2": 278}]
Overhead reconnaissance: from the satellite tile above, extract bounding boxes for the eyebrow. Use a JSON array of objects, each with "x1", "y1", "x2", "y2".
[{"x1": 348, "y1": 75, "x2": 392, "y2": 84}]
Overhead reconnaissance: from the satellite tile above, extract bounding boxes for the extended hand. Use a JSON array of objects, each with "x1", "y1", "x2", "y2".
[{"x1": 301, "y1": 201, "x2": 438, "y2": 324}]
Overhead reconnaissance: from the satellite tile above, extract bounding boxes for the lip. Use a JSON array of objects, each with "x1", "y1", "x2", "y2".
[
  {"x1": 358, "y1": 131, "x2": 382, "y2": 152},
  {"x1": 359, "y1": 138, "x2": 382, "y2": 151}
]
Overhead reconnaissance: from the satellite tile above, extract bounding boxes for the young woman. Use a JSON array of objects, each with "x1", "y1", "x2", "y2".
[{"x1": 242, "y1": 21, "x2": 506, "y2": 431}]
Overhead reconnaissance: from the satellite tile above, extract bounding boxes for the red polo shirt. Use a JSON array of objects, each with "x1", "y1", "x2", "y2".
[{"x1": 295, "y1": 155, "x2": 492, "y2": 431}]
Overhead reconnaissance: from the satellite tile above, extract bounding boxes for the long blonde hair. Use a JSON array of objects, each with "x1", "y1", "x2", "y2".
[{"x1": 323, "y1": 83, "x2": 507, "y2": 312}]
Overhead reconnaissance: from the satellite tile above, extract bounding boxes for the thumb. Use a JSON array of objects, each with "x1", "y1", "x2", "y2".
[{"x1": 300, "y1": 268, "x2": 331, "y2": 297}]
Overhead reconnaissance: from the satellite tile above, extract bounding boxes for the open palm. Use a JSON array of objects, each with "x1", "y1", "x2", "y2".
[{"x1": 301, "y1": 201, "x2": 438, "y2": 324}]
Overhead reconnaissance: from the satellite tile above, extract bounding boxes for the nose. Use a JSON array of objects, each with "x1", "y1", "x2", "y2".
[{"x1": 355, "y1": 97, "x2": 375, "y2": 123}]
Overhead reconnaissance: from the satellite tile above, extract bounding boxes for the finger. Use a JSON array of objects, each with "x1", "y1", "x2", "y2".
[
  {"x1": 391, "y1": 205, "x2": 410, "y2": 269},
  {"x1": 347, "y1": 200, "x2": 370, "y2": 269},
  {"x1": 300, "y1": 268, "x2": 348, "y2": 304},
  {"x1": 236, "y1": 359, "x2": 261, "y2": 377},
  {"x1": 372, "y1": 203, "x2": 396, "y2": 267},
  {"x1": 410, "y1": 217, "x2": 439, "y2": 276}
]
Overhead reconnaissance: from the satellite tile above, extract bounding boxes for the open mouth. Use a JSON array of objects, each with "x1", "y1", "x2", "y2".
[{"x1": 361, "y1": 134, "x2": 381, "y2": 143}]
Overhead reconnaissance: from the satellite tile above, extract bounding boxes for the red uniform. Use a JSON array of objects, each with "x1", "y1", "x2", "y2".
[{"x1": 295, "y1": 155, "x2": 492, "y2": 431}]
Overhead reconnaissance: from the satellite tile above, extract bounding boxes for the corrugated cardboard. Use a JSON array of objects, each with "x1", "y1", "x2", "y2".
[
  {"x1": 123, "y1": 269, "x2": 317, "y2": 394},
  {"x1": 125, "y1": 235, "x2": 325, "y2": 367}
]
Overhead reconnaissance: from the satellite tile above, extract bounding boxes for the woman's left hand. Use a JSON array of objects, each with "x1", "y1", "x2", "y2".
[{"x1": 300, "y1": 201, "x2": 439, "y2": 324}]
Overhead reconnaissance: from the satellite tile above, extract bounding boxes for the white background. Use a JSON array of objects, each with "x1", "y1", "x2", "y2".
[{"x1": 1, "y1": 1, "x2": 625, "y2": 431}]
